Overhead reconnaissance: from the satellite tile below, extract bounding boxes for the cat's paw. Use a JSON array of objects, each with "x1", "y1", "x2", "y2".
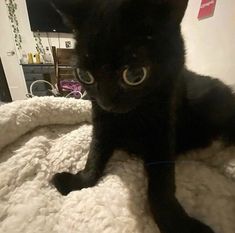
[
  {"x1": 168, "y1": 217, "x2": 215, "y2": 233},
  {"x1": 51, "y1": 172, "x2": 83, "y2": 195},
  {"x1": 188, "y1": 218, "x2": 215, "y2": 233}
]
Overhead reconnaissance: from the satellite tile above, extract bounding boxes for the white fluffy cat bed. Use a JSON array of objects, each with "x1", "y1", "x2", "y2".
[{"x1": 0, "y1": 97, "x2": 235, "y2": 233}]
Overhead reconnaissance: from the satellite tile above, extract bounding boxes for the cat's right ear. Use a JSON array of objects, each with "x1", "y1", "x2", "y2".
[
  {"x1": 51, "y1": 0, "x2": 89, "y2": 30},
  {"x1": 158, "y1": 0, "x2": 189, "y2": 24}
]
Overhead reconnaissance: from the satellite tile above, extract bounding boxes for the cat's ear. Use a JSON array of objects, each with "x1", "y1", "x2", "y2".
[
  {"x1": 121, "y1": 0, "x2": 188, "y2": 25},
  {"x1": 51, "y1": 0, "x2": 89, "y2": 30},
  {"x1": 159, "y1": 0, "x2": 189, "y2": 23}
]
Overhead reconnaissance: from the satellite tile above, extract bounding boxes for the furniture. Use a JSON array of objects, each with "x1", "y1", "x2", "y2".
[
  {"x1": 21, "y1": 63, "x2": 55, "y2": 96},
  {"x1": 21, "y1": 48, "x2": 83, "y2": 98},
  {"x1": 0, "y1": 57, "x2": 12, "y2": 102},
  {"x1": 52, "y1": 47, "x2": 77, "y2": 94}
]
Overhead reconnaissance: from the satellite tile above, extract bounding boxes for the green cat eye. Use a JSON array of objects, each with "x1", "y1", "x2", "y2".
[
  {"x1": 76, "y1": 68, "x2": 95, "y2": 85},
  {"x1": 123, "y1": 67, "x2": 148, "y2": 86}
]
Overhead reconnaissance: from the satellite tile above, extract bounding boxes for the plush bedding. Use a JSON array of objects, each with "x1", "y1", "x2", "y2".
[{"x1": 0, "y1": 97, "x2": 235, "y2": 233}]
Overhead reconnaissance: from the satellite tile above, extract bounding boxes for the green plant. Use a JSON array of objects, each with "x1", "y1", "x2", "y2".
[
  {"x1": 5, "y1": 0, "x2": 22, "y2": 50},
  {"x1": 33, "y1": 32, "x2": 45, "y2": 55}
]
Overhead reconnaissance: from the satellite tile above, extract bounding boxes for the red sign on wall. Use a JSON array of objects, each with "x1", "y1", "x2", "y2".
[{"x1": 198, "y1": 0, "x2": 217, "y2": 20}]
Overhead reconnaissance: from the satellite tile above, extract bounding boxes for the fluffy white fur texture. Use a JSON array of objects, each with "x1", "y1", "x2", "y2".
[{"x1": 0, "y1": 97, "x2": 235, "y2": 233}]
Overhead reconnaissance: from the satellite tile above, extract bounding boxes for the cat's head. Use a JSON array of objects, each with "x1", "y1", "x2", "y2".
[{"x1": 52, "y1": 0, "x2": 188, "y2": 113}]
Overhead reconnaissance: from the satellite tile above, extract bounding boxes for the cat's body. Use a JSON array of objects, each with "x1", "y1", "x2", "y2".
[
  {"x1": 92, "y1": 70, "x2": 235, "y2": 157},
  {"x1": 51, "y1": 0, "x2": 235, "y2": 232}
]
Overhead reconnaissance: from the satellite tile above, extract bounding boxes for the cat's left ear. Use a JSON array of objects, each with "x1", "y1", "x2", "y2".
[
  {"x1": 160, "y1": 0, "x2": 189, "y2": 24},
  {"x1": 51, "y1": 0, "x2": 89, "y2": 30}
]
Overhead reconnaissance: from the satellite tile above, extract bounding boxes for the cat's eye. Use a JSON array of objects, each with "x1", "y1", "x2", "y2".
[
  {"x1": 76, "y1": 68, "x2": 95, "y2": 85},
  {"x1": 123, "y1": 67, "x2": 148, "y2": 86}
]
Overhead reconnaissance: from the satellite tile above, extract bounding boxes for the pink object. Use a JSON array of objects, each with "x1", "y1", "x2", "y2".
[
  {"x1": 60, "y1": 80, "x2": 82, "y2": 98},
  {"x1": 198, "y1": 0, "x2": 217, "y2": 20}
]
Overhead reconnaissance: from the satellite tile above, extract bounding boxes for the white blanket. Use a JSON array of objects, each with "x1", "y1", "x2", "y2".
[{"x1": 0, "y1": 97, "x2": 235, "y2": 233}]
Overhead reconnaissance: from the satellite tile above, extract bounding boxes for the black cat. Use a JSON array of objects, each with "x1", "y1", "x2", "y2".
[{"x1": 51, "y1": 1, "x2": 235, "y2": 232}]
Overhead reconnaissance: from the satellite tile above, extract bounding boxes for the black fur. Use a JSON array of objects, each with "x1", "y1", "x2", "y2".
[{"x1": 51, "y1": 0, "x2": 235, "y2": 232}]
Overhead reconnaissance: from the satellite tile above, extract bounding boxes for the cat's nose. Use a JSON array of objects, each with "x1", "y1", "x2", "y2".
[
  {"x1": 97, "y1": 101, "x2": 114, "y2": 112},
  {"x1": 97, "y1": 97, "x2": 116, "y2": 112},
  {"x1": 101, "y1": 105, "x2": 114, "y2": 112}
]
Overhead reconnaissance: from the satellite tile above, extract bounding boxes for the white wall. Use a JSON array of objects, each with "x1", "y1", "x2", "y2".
[{"x1": 182, "y1": 0, "x2": 235, "y2": 85}]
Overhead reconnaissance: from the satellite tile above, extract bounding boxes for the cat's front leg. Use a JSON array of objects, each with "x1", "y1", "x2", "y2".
[
  {"x1": 146, "y1": 162, "x2": 215, "y2": 233},
  {"x1": 52, "y1": 136, "x2": 113, "y2": 195}
]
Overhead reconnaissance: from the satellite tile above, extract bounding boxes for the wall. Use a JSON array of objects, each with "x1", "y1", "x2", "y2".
[{"x1": 182, "y1": 0, "x2": 235, "y2": 85}]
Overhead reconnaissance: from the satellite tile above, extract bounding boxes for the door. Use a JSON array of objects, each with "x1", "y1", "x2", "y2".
[
  {"x1": 0, "y1": 3, "x2": 27, "y2": 100},
  {"x1": 0, "y1": 58, "x2": 12, "y2": 102}
]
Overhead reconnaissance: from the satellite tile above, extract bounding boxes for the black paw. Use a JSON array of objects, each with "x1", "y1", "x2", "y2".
[
  {"x1": 51, "y1": 172, "x2": 83, "y2": 195},
  {"x1": 188, "y1": 218, "x2": 215, "y2": 233},
  {"x1": 165, "y1": 217, "x2": 215, "y2": 233}
]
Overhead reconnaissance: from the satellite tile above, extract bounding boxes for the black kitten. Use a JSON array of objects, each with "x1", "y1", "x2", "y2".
[{"x1": 51, "y1": 0, "x2": 235, "y2": 232}]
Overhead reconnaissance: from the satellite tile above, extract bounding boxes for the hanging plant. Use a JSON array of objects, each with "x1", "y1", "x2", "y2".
[
  {"x1": 5, "y1": 0, "x2": 22, "y2": 51},
  {"x1": 33, "y1": 31, "x2": 45, "y2": 55}
]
